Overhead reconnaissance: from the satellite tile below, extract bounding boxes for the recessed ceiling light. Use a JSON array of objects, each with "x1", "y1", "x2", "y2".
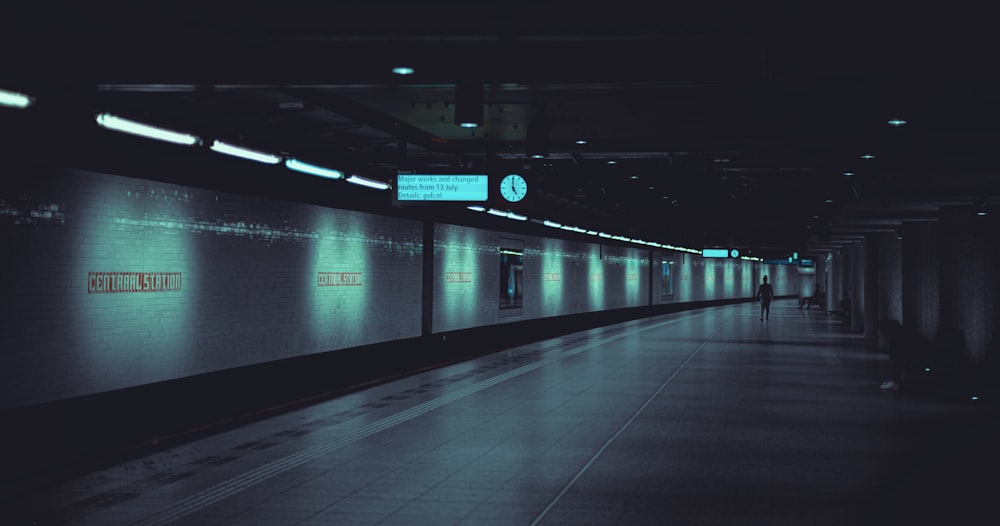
[
  {"x1": 607, "y1": 160, "x2": 617, "y2": 165},
  {"x1": 392, "y1": 66, "x2": 415, "y2": 75},
  {"x1": 888, "y1": 119, "x2": 907, "y2": 127},
  {"x1": 575, "y1": 139, "x2": 587, "y2": 145},
  {"x1": 842, "y1": 172, "x2": 855, "y2": 177},
  {"x1": 860, "y1": 154, "x2": 876, "y2": 159}
]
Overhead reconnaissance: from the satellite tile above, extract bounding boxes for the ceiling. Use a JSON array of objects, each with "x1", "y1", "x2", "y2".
[{"x1": 5, "y1": 1, "x2": 1000, "y2": 258}]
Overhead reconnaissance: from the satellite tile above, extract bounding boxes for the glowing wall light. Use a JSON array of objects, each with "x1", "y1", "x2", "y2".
[
  {"x1": 588, "y1": 244, "x2": 605, "y2": 310},
  {"x1": 0, "y1": 88, "x2": 35, "y2": 109},
  {"x1": 210, "y1": 140, "x2": 282, "y2": 164},
  {"x1": 346, "y1": 175, "x2": 390, "y2": 190},
  {"x1": 284, "y1": 158, "x2": 344, "y2": 179},
  {"x1": 96, "y1": 113, "x2": 200, "y2": 145}
]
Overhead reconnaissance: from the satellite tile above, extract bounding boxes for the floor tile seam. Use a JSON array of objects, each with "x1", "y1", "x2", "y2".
[
  {"x1": 28, "y1": 457, "x2": 239, "y2": 523},
  {"x1": 529, "y1": 317, "x2": 728, "y2": 526},
  {"x1": 124, "y1": 336, "x2": 603, "y2": 525},
  {"x1": 128, "y1": 312, "x2": 711, "y2": 526},
  {"x1": 370, "y1": 320, "x2": 720, "y2": 514},
  {"x1": 377, "y1": 447, "x2": 508, "y2": 526}
]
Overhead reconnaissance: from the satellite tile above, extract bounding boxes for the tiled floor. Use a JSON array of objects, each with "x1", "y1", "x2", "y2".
[{"x1": 5, "y1": 301, "x2": 996, "y2": 525}]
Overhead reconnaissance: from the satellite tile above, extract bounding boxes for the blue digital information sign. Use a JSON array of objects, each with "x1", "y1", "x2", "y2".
[
  {"x1": 701, "y1": 248, "x2": 730, "y2": 258},
  {"x1": 396, "y1": 174, "x2": 488, "y2": 202}
]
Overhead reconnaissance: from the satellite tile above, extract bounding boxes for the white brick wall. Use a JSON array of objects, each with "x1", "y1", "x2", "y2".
[
  {"x1": 1, "y1": 168, "x2": 422, "y2": 408},
  {"x1": 1, "y1": 166, "x2": 793, "y2": 409}
]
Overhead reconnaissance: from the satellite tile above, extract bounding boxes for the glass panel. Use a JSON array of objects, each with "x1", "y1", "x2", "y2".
[{"x1": 500, "y1": 249, "x2": 524, "y2": 309}]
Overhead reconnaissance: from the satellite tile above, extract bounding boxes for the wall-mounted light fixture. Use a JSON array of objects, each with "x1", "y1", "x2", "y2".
[
  {"x1": 346, "y1": 175, "x2": 390, "y2": 190},
  {"x1": 0, "y1": 88, "x2": 35, "y2": 109},
  {"x1": 96, "y1": 113, "x2": 200, "y2": 146},
  {"x1": 285, "y1": 158, "x2": 343, "y2": 179},
  {"x1": 209, "y1": 140, "x2": 282, "y2": 164}
]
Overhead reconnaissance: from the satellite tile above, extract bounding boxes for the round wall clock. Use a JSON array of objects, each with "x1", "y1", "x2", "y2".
[{"x1": 499, "y1": 173, "x2": 527, "y2": 202}]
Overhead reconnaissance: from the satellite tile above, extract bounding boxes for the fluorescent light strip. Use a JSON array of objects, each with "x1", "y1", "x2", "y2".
[
  {"x1": 486, "y1": 209, "x2": 527, "y2": 221},
  {"x1": 0, "y1": 88, "x2": 34, "y2": 109},
  {"x1": 95, "y1": 113, "x2": 200, "y2": 145},
  {"x1": 285, "y1": 158, "x2": 343, "y2": 179},
  {"x1": 210, "y1": 140, "x2": 281, "y2": 164},
  {"x1": 346, "y1": 175, "x2": 390, "y2": 190},
  {"x1": 466, "y1": 209, "x2": 712, "y2": 256}
]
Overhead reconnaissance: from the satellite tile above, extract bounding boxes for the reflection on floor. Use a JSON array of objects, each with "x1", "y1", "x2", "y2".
[{"x1": 4, "y1": 301, "x2": 996, "y2": 525}]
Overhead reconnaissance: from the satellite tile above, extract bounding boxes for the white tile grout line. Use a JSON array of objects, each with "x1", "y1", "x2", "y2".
[
  {"x1": 530, "y1": 317, "x2": 727, "y2": 526},
  {"x1": 131, "y1": 311, "x2": 710, "y2": 526}
]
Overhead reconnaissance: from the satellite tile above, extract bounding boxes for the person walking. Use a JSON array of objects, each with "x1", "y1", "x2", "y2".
[
  {"x1": 878, "y1": 319, "x2": 904, "y2": 391},
  {"x1": 756, "y1": 275, "x2": 774, "y2": 321}
]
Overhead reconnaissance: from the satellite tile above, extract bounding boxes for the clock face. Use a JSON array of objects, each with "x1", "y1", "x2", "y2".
[{"x1": 499, "y1": 173, "x2": 527, "y2": 202}]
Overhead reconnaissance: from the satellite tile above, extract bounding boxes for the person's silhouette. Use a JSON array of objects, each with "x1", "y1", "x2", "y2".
[{"x1": 756, "y1": 275, "x2": 774, "y2": 321}]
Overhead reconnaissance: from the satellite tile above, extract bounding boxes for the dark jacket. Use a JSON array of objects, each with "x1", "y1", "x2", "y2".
[{"x1": 757, "y1": 283, "x2": 774, "y2": 303}]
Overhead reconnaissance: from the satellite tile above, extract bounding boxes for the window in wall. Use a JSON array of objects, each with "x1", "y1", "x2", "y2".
[
  {"x1": 661, "y1": 259, "x2": 675, "y2": 298},
  {"x1": 499, "y1": 247, "x2": 524, "y2": 309}
]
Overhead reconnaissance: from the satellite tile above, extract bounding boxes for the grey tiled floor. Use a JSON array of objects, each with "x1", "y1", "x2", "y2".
[{"x1": 7, "y1": 302, "x2": 996, "y2": 525}]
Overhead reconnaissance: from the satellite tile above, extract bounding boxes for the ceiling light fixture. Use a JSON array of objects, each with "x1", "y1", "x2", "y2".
[
  {"x1": 860, "y1": 154, "x2": 876, "y2": 159},
  {"x1": 209, "y1": 140, "x2": 281, "y2": 164},
  {"x1": 842, "y1": 171, "x2": 855, "y2": 177},
  {"x1": 346, "y1": 175, "x2": 390, "y2": 190},
  {"x1": 284, "y1": 158, "x2": 343, "y2": 179},
  {"x1": 526, "y1": 119, "x2": 548, "y2": 159},
  {"x1": 0, "y1": 88, "x2": 35, "y2": 109},
  {"x1": 96, "y1": 113, "x2": 200, "y2": 145},
  {"x1": 392, "y1": 66, "x2": 415, "y2": 75},
  {"x1": 888, "y1": 118, "x2": 907, "y2": 127},
  {"x1": 975, "y1": 198, "x2": 989, "y2": 216},
  {"x1": 455, "y1": 83, "x2": 484, "y2": 128}
]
